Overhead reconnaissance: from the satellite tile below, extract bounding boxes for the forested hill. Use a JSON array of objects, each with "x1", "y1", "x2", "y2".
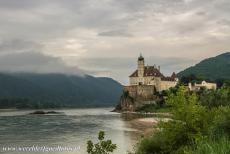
[
  {"x1": 0, "y1": 73, "x2": 123, "y2": 108},
  {"x1": 178, "y1": 52, "x2": 230, "y2": 81}
]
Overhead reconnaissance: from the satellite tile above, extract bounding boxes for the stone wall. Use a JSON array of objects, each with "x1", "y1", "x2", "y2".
[
  {"x1": 124, "y1": 85, "x2": 156, "y2": 100},
  {"x1": 129, "y1": 76, "x2": 177, "y2": 92},
  {"x1": 160, "y1": 80, "x2": 178, "y2": 91},
  {"x1": 116, "y1": 86, "x2": 157, "y2": 112}
]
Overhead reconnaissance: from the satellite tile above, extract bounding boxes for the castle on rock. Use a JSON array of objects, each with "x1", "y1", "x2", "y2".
[{"x1": 124, "y1": 54, "x2": 178, "y2": 100}]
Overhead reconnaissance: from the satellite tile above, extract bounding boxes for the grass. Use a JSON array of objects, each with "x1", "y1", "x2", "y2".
[{"x1": 189, "y1": 136, "x2": 230, "y2": 154}]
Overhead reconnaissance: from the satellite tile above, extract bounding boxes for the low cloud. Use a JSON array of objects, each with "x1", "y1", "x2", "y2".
[
  {"x1": 0, "y1": 52, "x2": 85, "y2": 76},
  {"x1": 0, "y1": 39, "x2": 43, "y2": 54}
]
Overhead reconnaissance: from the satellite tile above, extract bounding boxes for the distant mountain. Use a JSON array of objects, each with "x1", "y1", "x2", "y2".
[
  {"x1": 0, "y1": 73, "x2": 123, "y2": 108},
  {"x1": 178, "y1": 52, "x2": 230, "y2": 81}
]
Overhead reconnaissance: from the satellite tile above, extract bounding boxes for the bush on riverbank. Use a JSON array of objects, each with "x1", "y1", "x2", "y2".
[
  {"x1": 136, "y1": 86, "x2": 230, "y2": 154},
  {"x1": 136, "y1": 102, "x2": 171, "y2": 113},
  {"x1": 87, "y1": 131, "x2": 117, "y2": 154}
]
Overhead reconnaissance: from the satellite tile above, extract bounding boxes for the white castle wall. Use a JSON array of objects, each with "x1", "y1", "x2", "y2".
[
  {"x1": 160, "y1": 80, "x2": 178, "y2": 91},
  {"x1": 130, "y1": 76, "x2": 177, "y2": 92}
]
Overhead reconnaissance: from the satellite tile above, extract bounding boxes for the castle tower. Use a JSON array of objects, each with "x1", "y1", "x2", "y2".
[{"x1": 138, "y1": 53, "x2": 145, "y2": 77}]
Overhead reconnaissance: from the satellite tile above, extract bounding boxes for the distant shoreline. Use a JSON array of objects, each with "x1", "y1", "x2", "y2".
[
  {"x1": 114, "y1": 110, "x2": 172, "y2": 118},
  {"x1": 0, "y1": 106, "x2": 116, "y2": 111}
]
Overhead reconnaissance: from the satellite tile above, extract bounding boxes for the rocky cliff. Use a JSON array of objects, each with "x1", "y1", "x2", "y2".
[{"x1": 114, "y1": 90, "x2": 157, "y2": 112}]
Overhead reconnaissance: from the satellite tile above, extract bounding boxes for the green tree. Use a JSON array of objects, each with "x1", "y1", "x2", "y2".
[
  {"x1": 199, "y1": 87, "x2": 230, "y2": 108},
  {"x1": 87, "y1": 131, "x2": 117, "y2": 154},
  {"x1": 136, "y1": 86, "x2": 230, "y2": 154},
  {"x1": 136, "y1": 87, "x2": 214, "y2": 154}
]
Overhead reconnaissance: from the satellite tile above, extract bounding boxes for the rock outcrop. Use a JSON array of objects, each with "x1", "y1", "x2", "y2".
[
  {"x1": 114, "y1": 90, "x2": 157, "y2": 112},
  {"x1": 29, "y1": 111, "x2": 63, "y2": 115}
]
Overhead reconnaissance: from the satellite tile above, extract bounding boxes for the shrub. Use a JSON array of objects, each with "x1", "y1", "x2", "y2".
[
  {"x1": 136, "y1": 87, "x2": 214, "y2": 154},
  {"x1": 136, "y1": 86, "x2": 230, "y2": 154},
  {"x1": 87, "y1": 131, "x2": 117, "y2": 154},
  {"x1": 199, "y1": 87, "x2": 230, "y2": 108}
]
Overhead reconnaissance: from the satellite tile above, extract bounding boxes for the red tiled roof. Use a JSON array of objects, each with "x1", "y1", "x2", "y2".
[
  {"x1": 161, "y1": 77, "x2": 176, "y2": 81},
  {"x1": 129, "y1": 66, "x2": 164, "y2": 77},
  {"x1": 129, "y1": 66, "x2": 176, "y2": 81},
  {"x1": 144, "y1": 66, "x2": 164, "y2": 77}
]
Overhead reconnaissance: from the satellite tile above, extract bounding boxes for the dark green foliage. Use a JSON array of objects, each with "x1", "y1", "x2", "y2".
[
  {"x1": 136, "y1": 132, "x2": 167, "y2": 154},
  {"x1": 180, "y1": 74, "x2": 206, "y2": 85},
  {"x1": 87, "y1": 131, "x2": 117, "y2": 154},
  {"x1": 178, "y1": 52, "x2": 230, "y2": 81},
  {"x1": 122, "y1": 91, "x2": 134, "y2": 102},
  {"x1": 211, "y1": 107, "x2": 230, "y2": 138},
  {"x1": 136, "y1": 102, "x2": 170, "y2": 113},
  {"x1": 136, "y1": 86, "x2": 230, "y2": 154},
  {"x1": 136, "y1": 87, "x2": 180, "y2": 113},
  {"x1": 0, "y1": 73, "x2": 123, "y2": 108},
  {"x1": 215, "y1": 78, "x2": 230, "y2": 88},
  {"x1": 199, "y1": 87, "x2": 230, "y2": 108}
]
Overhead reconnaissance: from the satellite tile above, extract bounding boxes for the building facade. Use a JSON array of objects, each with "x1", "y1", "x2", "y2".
[
  {"x1": 124, "y1": 55, "x2": 178, "y2": 99},
  {"x1": 188, "y1": 81, "x2": 217, "y2": 91}
]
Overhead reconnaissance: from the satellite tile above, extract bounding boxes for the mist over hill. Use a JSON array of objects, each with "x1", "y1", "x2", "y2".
[{"x1": 0, "y1": 73, "x2": 123, "y2": 109}]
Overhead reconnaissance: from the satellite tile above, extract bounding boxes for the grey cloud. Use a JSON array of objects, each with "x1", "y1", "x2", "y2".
[
  {"x1": 217, "y1": 19, "x2": 230, "y2": 26},
  {"x1": 196, "y1": 11, "x2": 207, "y2": 16},
  {"x1": 0, "y1": 39, "x2": 43, "y2": 53},
  {"x1": 0, "y1": 0, "x2": 229, "y2": 83},
  {"x1": 0, "y1": 0, "x2": 226, "y2": 41},
  {"x1": 98, "y1": 30, "x2": 133, "y2": 37},
  {"x1": 0, "y1": 0, "x2": 42, "y2": 9},
  {"x1": 0, "y1": 52, "x2": 85, "y2": 75},
  {"x1": 0, "y1": 0, "x2": 186, "y2": 38}
]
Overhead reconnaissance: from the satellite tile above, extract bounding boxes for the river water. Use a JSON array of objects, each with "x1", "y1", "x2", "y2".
[{"x1": 0, "y1": 108, "x2": 146, "y2": 154}]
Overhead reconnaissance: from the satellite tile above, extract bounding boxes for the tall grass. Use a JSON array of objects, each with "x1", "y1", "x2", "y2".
[{"x1": 190, "y1": 136, "x2": 230, "y2": 154}]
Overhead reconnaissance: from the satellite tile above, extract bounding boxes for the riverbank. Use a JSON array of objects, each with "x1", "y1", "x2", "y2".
[
  {"x1": 122, "y1": 111, "x2": 171, "y2": 117},
  {"x1": 126, "y1": 114, "x2": 171, "y2": 139}
]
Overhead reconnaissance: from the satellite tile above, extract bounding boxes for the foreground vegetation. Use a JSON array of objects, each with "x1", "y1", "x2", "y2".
[
  {"x1": 87, "y1": 131, "x2": 117, "y2": 154},
  {"x1": 136, "y1": 86, "x2": 230, "y2": 154}
]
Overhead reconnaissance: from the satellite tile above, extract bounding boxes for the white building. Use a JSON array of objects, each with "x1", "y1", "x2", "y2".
[
  {"x1": 188, "y1": 81, "x2": 217, "y2": 91},
  {"x1": 128, "y1": 54, "x2": 178, "y2": 92}
]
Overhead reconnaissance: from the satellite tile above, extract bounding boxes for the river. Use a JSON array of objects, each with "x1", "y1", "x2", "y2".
[{"x1": 0, "y1": 108, "x2": 150, "y2": 154}]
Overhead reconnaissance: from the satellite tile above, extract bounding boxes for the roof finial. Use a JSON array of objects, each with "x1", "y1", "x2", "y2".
[{"x1": 138, "y1": 53, "x2": 144, "y2": 61}]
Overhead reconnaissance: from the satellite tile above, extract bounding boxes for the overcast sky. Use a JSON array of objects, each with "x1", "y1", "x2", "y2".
[{"x1": 0, "y1": 0, "x2": 229, "y2": 84}]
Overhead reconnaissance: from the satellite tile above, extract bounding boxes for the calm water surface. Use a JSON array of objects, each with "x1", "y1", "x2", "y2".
[{"x1": 0, "y1": 108, "x2": 144, "y2": 154}]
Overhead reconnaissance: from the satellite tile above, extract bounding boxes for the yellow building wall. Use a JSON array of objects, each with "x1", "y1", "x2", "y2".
[
  {"x1": 129, "y1": 77, "x2": 177, "y2": 92},
  {"x1": 160, "y1": 81, "x2": 178, "y2": 91}
]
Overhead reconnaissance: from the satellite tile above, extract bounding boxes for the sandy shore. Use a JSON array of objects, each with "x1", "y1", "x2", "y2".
[
  {"x1": 122, "y1": 111, "x2": 172, "y2": 117},
  {"x1": 127, "y1": 117, "x2": 171, "y2": 138},
  {"x1": 137, "y1": 117, "x2": 171, "y2": 123}
]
